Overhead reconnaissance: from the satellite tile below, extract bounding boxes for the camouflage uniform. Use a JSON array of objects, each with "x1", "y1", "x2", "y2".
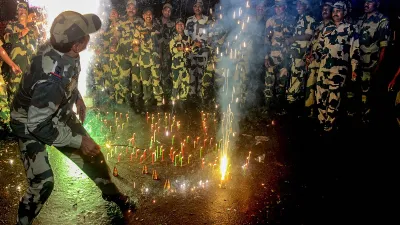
[
  {"x1": 184, "y1": 14, "x2": 210, "y2": 98},
  {"x1": 170, "y1": 33, "x2": 191, "y2": 101},
  {"x1": 314, "y1": 22, "x2": 360, "y2": 131},
  {"x1": 305, "y1": 19, "x2": 334, "y2": 115},
  {"x1": 116, "y1": 16, "x2": 143, "y2": 105},
  {"x1": 4, "y1": 20, "x2": 37, "y2": 105},
  {"x1": 356, "y1": 11, "x2": 390, "y2": 119},
  {"x1": 156, "y1": 17, "x2": 175, "y2": 99},
  {"x1": 264, "y1": 13, "x2": 295, "y2": 107},
  {"x1": 287, "y1": 12, "x2": 316, "y2": 103},
  {"x1": 0, "y1": 40, "x2": 10, "y2": 126},
  {"x1": 134, "y1": 22, "x2": 163, "y2": 106},
  {"x1": 9, "y1": 12, "x2": 126, "y2": 225}
]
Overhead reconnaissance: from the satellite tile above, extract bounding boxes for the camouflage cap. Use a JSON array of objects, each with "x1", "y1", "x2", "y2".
[
  {"x1": 142, "y1": 6, "x2": 153, "y2": 14},
  {"x1": 126, "y1": 0, "x2": 137, "y2": 7},
  {"x1": 333, "y1": 1, "x2": 347, "y2": 14},
  {"x1": 296, "y1": 0, "x2": 310, "y2": 6},
  {"x1": 163, "y1": 3, "x2": 173, "y2": 10},
  {"x1": 175, "y1": 18, "x2": 185, "y2": 25},
  {"x1": 50, "y1": 11, "x2": 102, "y2": 44},
  {"x1": 194, "y1": 0, "x2": 204, "y2": 7},
  {"x1": 323, "y1": 1, "x2": 334, "y2": 7},
  {"x1": 17, "y1": 2, "x2": 28, "y2": 11},
  {"x1": 274, "y1": 0, "x2": 288, "y2": 6}
]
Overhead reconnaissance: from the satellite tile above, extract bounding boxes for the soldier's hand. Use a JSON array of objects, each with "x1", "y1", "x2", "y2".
[
  {"x1": 11, "y1": 63, "x2": 22, "y2": 75},
  {"x1": 264, "y1": 59, "x2": 270, "y2": 68},
  {"x1": 76, "y1": 98, "x2": 87, "y2": 123},
  {"x1": 351, "y1": 72, "x2": 357, "y2": 82},
  {"x1": 133, "y1": 45, "x2": 139, "y2": 53},
  {"x1": 80, "y1": 136, "x2": 100, "y2": 156}
]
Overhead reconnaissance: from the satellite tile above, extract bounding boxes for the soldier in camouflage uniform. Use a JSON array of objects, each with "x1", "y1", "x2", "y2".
[
  {"x1": 286, "y1": 0, "x2": 316, "y2": 105},
  {"x1": 10, "y1": 12, "x2": 135, "y2": 225},
  {"x1": 95, "y1": 8, "x2": 122, "y2": 106},
  {"x1": 0, "y1": 39, "x2": 22, "y2": 134},
  {"x1": 185, "y1": 0, "x2": 210, "y2": 100},
  {"x1": 4, "y1": 3, "x2": 38, "y2": 105},
  {"x1": 156, "y1": 3, "x2": 176, "y2": 103},
  {"x1": 356, "y1": 0, "x2": 390, "y2": 123},
  {"x1": 264, "y1": 0, "x2": 295, "y2": 111},
  {"x1": 116, "y1": 0, "x2": 143, "y2": 109},
  {"x1": 314, "y1": 2, "x2": 360, "y2": 132},
  {"x1": 304, "y1": 1, "x2": 334, "y2": 117},
  {"x1": 170, "y1": 18, "x2": 192, "y2": 106},
  {"x1": 134, "y1": 7, "x2": 163, "y2": 108}
]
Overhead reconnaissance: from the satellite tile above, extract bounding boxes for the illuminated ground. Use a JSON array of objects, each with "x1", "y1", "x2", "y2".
[{"x1": 0, "y1": 103, "x2": 396, "y2": 225}]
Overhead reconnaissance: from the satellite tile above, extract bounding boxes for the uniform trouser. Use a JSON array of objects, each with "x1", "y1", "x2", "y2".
[
  {"x1": 395, "y1": 90, "x2": 400, "y2": 126},
  {"x1": 287, "y1": 57, "x2": 306, "y2": 103},
  {"x1": 171, "y1": 67, "x2": 190, "y2": 101},
  {"x1": 305, "y1": 65, "x2": 319, "y2": 115},
  {"x1": 189, "y1": 55, "x2": 208, "y2": 97},
  {"x1": 316, "y1": 71, "x2": 346, "y2": 130},
  {"x1": 161, "y1": 57, "x2": 172, "y2": 99},
  {"x1": 264, "y1": 65, "x2": 288, "y2": 105},
  {"x1": 118, "y1": 55, "x2": 140, "y2": 105},
  {"x1": 0, "y1": 74, "x2": 10, "y2": 125},
  {"x1": 141, "y1": 65, "x2": 163, "y2": 105},
  {"x1": 16, "y1": 115, "x2": 120, "y2": 225},
  {"x1": 201, "y1": 60, "x2": 215, "y2": 102},
  {"x1": 360, "y1": 70, "x2": 372, "y2": 119}
]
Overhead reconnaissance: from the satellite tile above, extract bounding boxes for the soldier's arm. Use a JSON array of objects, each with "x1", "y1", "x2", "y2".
[
  {"x1": 4, "y1": 23, "x2": 20, "y2": 44},
  {"x1": 376, "y1": 18, "x2": 391, "y2": 70},
  {"x1": 350, "y1": 27, "x2": 361, "y2": 74},
  {"x1": 27, "y1": 78, "x2": 82, "y2": 149}
]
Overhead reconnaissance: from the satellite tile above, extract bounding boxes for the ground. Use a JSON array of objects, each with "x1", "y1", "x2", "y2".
[{"x1": 0, "y1": 101, "x2": 397, "y2": 225}]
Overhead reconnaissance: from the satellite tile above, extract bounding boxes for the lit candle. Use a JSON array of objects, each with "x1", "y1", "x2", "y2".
[
  {"x1": 118, "y1": 153, "x2": 121, "y2": 162},
  {"x1": 188, "y1": 155, "x2": 192, "y2": 164},
  {"x1": 152, "y1": 153, "x2": 155, "y2": 164},
  {"x1": 172, "y1": 135, "x2": 175, "y2": 145},
  {"x1": 162, "y1": 150, "x2": 164, "y2": 161},
  {"x1": 186, "y1": 136, "x2": 190, "y2": 143},
  {"x1": 194, "y1": 140, "x2": 196, "y2": 149},
  {"x1": 175, "y1": 155, "x2": 179, "y2": 166},
  {"x1": 130, "y1": 153, "x2": 134, "y2": 161},
  {"x1": 200, "y1": 147, "x2": 203, "y2": 159}
]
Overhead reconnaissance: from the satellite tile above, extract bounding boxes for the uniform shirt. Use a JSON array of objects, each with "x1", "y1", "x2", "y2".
[
  {"x1": 134, "y1": 22, "x2": 162, "y2": 68},
  {"x1": 316, "y1": 22, "x2": 360, "y2": 74},
  {"x1": 10, "y1": 43, "x2": 83, "y2": 149},
  {"x1": 102, "y1": 20, "x2": 122, "y2": 55},
  {"x1": 117, "y1": 16, "x2": 143, "y2": 56},
  {"x1": 0, "y1": 39, "x2": 3, "y2": 73},
  {"x1": 184, "y1": 14, "x2": 209, "y2": 57},
  {"x1": 265, "y1": 13, "x2": 295, "y2": 65},
  {"x1": 308, "y1": 20, "x2": 334, "y2": 67},
  {"x1": 356, "y1": 11, "x2": 390, "y2": 70},
  {"x1": 155, "y1": 17, "x2": 175, "y2": 57},
  {"x1": 170, "y1": 33, "x2": 192, "y2": 69},
  {"x1": 4, "y1": 21, "x2": 37, "y2": 59},
  {"x1": 291, "y1": 13, "x2": 316, "y2": 58}
]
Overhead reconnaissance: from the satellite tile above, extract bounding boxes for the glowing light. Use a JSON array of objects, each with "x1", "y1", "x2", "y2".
[{"x1": 220, "y1": 155, "x2": 228, "y2": 181}]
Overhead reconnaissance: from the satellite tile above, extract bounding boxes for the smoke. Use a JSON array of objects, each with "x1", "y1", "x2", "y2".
[{"x1": 28, "y1": 0, "x2": 112, "y2": 97}]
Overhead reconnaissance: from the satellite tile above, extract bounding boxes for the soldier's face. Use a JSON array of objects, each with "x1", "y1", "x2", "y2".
[
  {"x1": 162, "y1": 7, "x2": 171, "y2": 19},
  {"x1": 126, "y1": 4, "x2": 137, "y2": 17},
  {"x1": 322, "y1": 5, "x2": 332, "y2": 20},
  {"x1": 256, "y1": 5, "x2": 264, "y2": 17},
  {"x1": 364, "y1": 1, "x2": 378, "y2": 13},
  {"x1": 109, "y1": 9, "x2": 119, "y2": 20},
  {"x1": 18, "y1": 8, "x2": 28, "y2": 19},
  {"x1": 176, "y1": 22, "x2": 184, "y2": 33},
  {"x1": 274, "y1": 5, "x2": 286, "y2": 16},
  {"x1": 73, "y1": 35, "x2": 90, "y2": 56},
  {"x1": 143, "y1": 11, "x2": 153, "y2": 23},
  {"x1": 332, "y1": 8, "x2": 344, "y2": 22},
  {"x1": 296, "y1": 2, "x2": 306, "y2": 15},
  {"x1": 193, "y1": 4, "x2": 203, "y2": 15}
]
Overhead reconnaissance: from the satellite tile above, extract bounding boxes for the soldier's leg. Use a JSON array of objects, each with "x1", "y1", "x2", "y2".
[
  {"x1": 304, "y1": 67, "x2": 318, "y2": 116},
  {"x1": 17, "y1": 138, "x2": 54, "y2": 225},
  {"x1": 316, "y1": 71, "x2": 329, "y2": 126},
  {"x1": 116, "y1": 57, "x2": 132, "y2": 106},
  {"x1": 141, "y1": 67, "x2": 152, "y2": 106},
  {"x1": 276, "y1": 66, "x2": 289, "y2": 106},
  {"x1": 0, "y1": 75, "x2": 10, "y2": 127},
  {"x1": 151, "y1": 66, "x2": 163, "y2": 106},
  {"x1": 180, "y1": 68, "x2": 190, "y2": 101},
  {"x1": 264, "y1": 67, "x2": 276, "y2": 107},
  {"x1": 395, "y1": 90, "x2": 400, "y2": 127},
  {"x1": 171, "y1": 68, "x2": 180, "y2": 101},
  {"x1": 287, "y1": 58, "x2": 306, "y2": 103},
  {"x1": 201, "y1": 61, "x2": 214, "y2": 104},
  {"x1": 189, "y1": 55, "x2": 198, "y2": 96},
  {"x1": 325, "y1": 73, "x2": 346, "y2": 131},
  {"x1": 196, "y1": 56, "x2": 207, "y2": 98}
]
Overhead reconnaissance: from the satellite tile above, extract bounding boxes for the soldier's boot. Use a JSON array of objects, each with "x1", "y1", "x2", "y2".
[
  {"x1": 132, "y1": 95, "x2": 142, "y2": 114},
  {"x1": 102, "y1": 193, "x2": 137, "y2": 214}
]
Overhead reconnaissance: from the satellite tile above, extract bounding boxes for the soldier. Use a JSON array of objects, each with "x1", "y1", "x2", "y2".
[
  {"x1": 9, "y1": 11, "x2": 136, "y2": 225},
  {"x1": 314, "y1": 1, "x2": 360, "y2": 132},
  {"x1": 356, "y1": 0, "x2": 390, "y2": 123},
  {"x1": 134, "y1": 7, "x2": 163, "y2": 110},
  {"x1": 116, "y1": 0, "x2": 143, "y2": 110},
  {"x1": 0, "y1": 40, "x2": 22, "y2": 136},
  {"x1": 185, "y1": 0, "x2": 210, "y2": 101},
  {"x1": 97, "y1": 8, "x2": 122, "y2": 107},
  {"x1": 304, "y1": 1, "x2": 334, "y2": 117},
  {"x1": 170, "y1": 18, "x2": 192, "y2": 110},
  {"x1": 286, "y1": 0, "x2": 316, "y2": 106},
  {"x1": 156, "y1": 3, "x2": 176, "y2": 103},
  {"x1": 4, "y1": 2, "x2": 38, "y2": 104},
  {"x1": 264, "y1": 0, "x2": 295, "y2": 112}
]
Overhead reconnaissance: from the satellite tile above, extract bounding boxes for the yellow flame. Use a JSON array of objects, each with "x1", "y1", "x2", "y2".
[{"x1": 220, "y1": 155, "x2": 228, "y2": 181}]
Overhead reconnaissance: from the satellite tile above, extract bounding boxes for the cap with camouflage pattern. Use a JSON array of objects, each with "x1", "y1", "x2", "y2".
[
  {"x1": 194, "y1": 0, "x2": 204, "y2": 7},
  {"x1": 274, "y1": 0, "x2": 288, "y2": 6},
  {"x1": 126, "y1": 0, "x2": 137, "y2": 7},
  {"x1": 142, "y1": 6, "x2": 153, "y2": 15},
  {"x1": 333, "y1": 1, "x2": 347, "y2": 14},
  {"x1": 322, "y1": 1, "x2": 334, "y2": 7},
  {"x1": 163, "y1": 3, "x2": 173, "y2": 10},
  {"x1": 175, "y1": 18, "x2": 185, "y2": 25},
  {"x1": 296, "y1": 0, "x2": 310, "y2": 6},
  {"x1": 50, "y1": 11, "x2": 102, "y2": 44},
  {"x1": 17, "y1": 2, "x2": 28, "y2": 11}
]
